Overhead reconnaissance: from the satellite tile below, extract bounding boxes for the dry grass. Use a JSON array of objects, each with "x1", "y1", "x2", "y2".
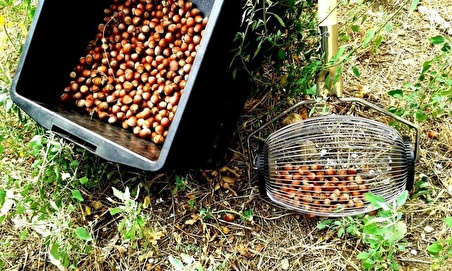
[{"x1": 2, "y1": 0, "x2": 452, "y2": 270}]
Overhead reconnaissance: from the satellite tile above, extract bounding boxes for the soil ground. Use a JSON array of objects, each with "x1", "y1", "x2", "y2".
[{"x1": 2, "y1": 0, "x2": 452, "y2": 270}]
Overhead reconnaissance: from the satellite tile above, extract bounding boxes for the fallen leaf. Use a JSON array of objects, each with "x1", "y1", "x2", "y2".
[
  {"x1": 255, "y1": 243, "x2": 264, "y2": 253},
  {"x1": 115, "y1": 245, "x2": 127, "y2": 256},
  {"x1": 185, "y1": 214, "x2": 200, "y2": 225},
  {"x1": 235, "y1": 244, "x2": 253, "y2": 258},
  {"x1": 143, "y1": 196, "x2": 151, "y2": 209},
  {"x1": 91, "y1": 200, "x2": 103, "y2": 210},
  {"x1": 221, "y1": 175, "x2": 236, "y2": 184},
  {"x1": 282, "y1": 113, "x2": 303, "y2": 125},
  {"x1": 186, "y1": 193, "x2": 196, "y2": 200},
  {"x1": 299, "y1": 107, "x2": 309, "y2": 119},
  {"x1": 173, "y1": 232, "x2": 182, "y2": 244},
  {"x1": 221, "y1": 182, "x2": 238, "y2": 196},
  {"x1": 221, "y1": 226, "x2": 230, "y2": 234},
  {"x1": 85, "y1": 205, "x2": 92, "y2": 216},
  {"x1": 147, "y1": 228, "x2": 165, "y2": 245},
  {"x1": 219, "y1": 166, "x2": 241, "y2": 178}
]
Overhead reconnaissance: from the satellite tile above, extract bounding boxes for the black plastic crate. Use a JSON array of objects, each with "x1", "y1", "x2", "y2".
[{"x1": 10, "y1": 0, "x2": 246, "y2": 171}]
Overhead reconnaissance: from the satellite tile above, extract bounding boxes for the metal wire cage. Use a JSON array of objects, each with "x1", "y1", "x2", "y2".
[{"x1": 255, "y1": 115, "x2": 415, "y2": 217}]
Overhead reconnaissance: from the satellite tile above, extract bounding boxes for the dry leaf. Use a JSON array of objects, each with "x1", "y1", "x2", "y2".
[
  {"x1": 255, "y1": 243, "x2": 264, "y2": 253},
  {"x1": 186, "y1": 193, "x2": 196, "y2": 200},
  {"x1": 85, "y1": 205, "x2": 92, "y2": 216},
  {"x1": 219, "y1": 166, "x2": 240, "y2": 178},
  {"x1": 185, "y1": 214, "x2": 200, "y2": 225},
  {"x1": 173, "y1": 232, "x2": 182, "y2": 244},
  {"x1": 210, "y1": 170, "x2": 219, "y2": 177},
  {"x1": 115, "y1": 245, "x2": 127, "y2": 256},
  {"x1": 91, "y1": 200, "x2": 103, "y2": 210},
  {"x1": 221, "y1": 182, "x2": 238, "y2": 196},
  {"x1": 143, "y1": 196, "x2": 151, "y2": 209},
  {"x1": 299, "y1": 107, "x2": 309, "y2": 119},
  {"x1": 221, "y1": 226, "x2": 229, "y2": 234},
  {"x1": 221, "y1": 175, "x2": 236, "y2": 184},
  {"x1": 147, "y1": 229, "x2": 165, "y2": 245},
  {"x1": 235, "y1": 244, "x2": 253, "y2": 258},
  {"x1": 282, "y1": 113, "x2": 303, "y2": 125}
]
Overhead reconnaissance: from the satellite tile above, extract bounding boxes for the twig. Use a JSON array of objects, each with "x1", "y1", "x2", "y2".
[
  {"x1": 216, "y1": 219, "x2": 254, "y2": 231},
  {"x1": 398, "y1": 257, "x2": 432, "y2": 265},
  {"x1": 21, "y1": 248, "x2": 28, "y2": 271}
]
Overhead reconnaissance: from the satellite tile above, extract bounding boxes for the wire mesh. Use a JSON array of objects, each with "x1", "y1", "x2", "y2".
[{"x1": 259, "y1": 115, "x2": 409, "y2": 217}]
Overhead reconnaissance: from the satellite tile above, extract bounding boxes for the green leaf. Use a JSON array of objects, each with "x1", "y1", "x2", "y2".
[
  {"x1": 429, "y1": 35, "x2": 445, "y2": 45},
  {"x1": 109, "y1": 207, "x2": 125, "y2": 215},
  {"x1": 50, "y1": 243, "x2": 60, "y2": 259},
  {"x1": 168, "y1": 255, "x2": 185, "y2": 270},
  {"x1": 363, "y1": 221, "x2": 386, "y2": 236},
  {"x1": 415, "y1": 110, "x2": 428, "y2": 121},
  {"x1": 351, "y1": 25, "x2": 360, "y2": 32},
  {"x1": 124, "y1": 226, "x2": 136, "y2": 240},
  {"x1": 71, "y1": 190, "x2": 84, "y2": 202},
  {"x1": 388, "y1": 221, "x2": 407, "y2": 242},
  {"x1": 136, "y1": 215, "x2": 146, "y2": 227},
  {"x1": 306, "y1": 84, "x2": 317, "y2": 95},
  {"x1": 364, "y1": 193, "x2": 388, "y2": 210},
  {"x1": 351, "y1": 66, "x2": 360, "y2": 78},
  {"x1": 374, "y1": 35, "x2": 384, "y2": 49},
  {"x1": 388, "y1": 89, "x2": 403, "y2": 98},
  {"x1": 79, "y1": 176, "x2": 89, "y2": 185},
  {"x1": 396, "y1": 190, "x2": 408, "y2": 207},
  {"x1": 385, "y1": 23, "x2": 391, "y2": 32},
  {"x1": 19, "y1": 230, "x2": 28, "y2": 242},
  {"x1": 75, "y1": 227, "x2": 92, "y2": 241},
  {"x1": 277, "y1": 48, "x2": 285, "y2": 60},
  {"x1": 317, "y1": 219, "x2": 332, "y2": 230},
  {"x1": 427, "y1": 243, "x2": 443, "y2": 255},
  {"x1": 441, "y1": 43, "x2": 451, "y2": 52},
  {"x1": 338, "y1": 227, "x2": 345, "y2": 238},
  {"x1": 0, "y1": 189, "x2": 5, "y2": 206},
  {"x1": 270, "y1": 13, "x2": 286, "y2": 28},
  {"x1": 409, "y1": 0, "x2": 419, "y2": 16},
  {"x1": 335, "y1": 46, "x2": 346, "y2": 61},
  {"x1": 363, "y1": 28, "x2": 376, "y2": 47},
  {"x1": 444, "y1": 217, "x2": 452, "y2": 228},
  {"x1": 356, "y1": 251, "x2": 371, "y2": 260}
]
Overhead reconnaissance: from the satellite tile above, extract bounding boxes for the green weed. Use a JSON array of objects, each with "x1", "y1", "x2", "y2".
[
  {"x1": 232, "y1": 0, "x2": 320, "y2": 97},
  {"x1": 427, "y1": 217, "x2": 452, "y2": 269},
  {"x1": 172, "y1": 175, "x2": 188, "y2": 195},
  {"x1": 108, "y1": 185, "x2": 164, "y2": 249},
  {"x1": 411, "y1": 173, "x2": 435, "y2": 203},
  {"x1": 388, "y1": 35, "x2": 452, "y2": 122},
  {"x1": 317, "y1": 215, "x2": 363, "y2": 238},
  {"x1": 357, "y1": 191, "x2": 409, "y2": 270},
  {"x1": 317, "y1": 191, "x2": 409, "y2": 270}
]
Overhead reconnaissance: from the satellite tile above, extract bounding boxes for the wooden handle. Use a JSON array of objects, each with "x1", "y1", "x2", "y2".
[{"x1": 318, "y1": 0, "x2": 338, "y2": 26}]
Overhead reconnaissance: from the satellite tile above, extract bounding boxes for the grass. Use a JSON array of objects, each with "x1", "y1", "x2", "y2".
[{"x1": 2, "y1": 0, "x2": 452, "y2": 270}]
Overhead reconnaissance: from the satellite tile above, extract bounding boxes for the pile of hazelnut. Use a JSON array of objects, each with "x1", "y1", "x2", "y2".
[
  {"x1": 269, "y1": 163, "x2": 372, "y2": 215},
  {"x1": 60, "y1": 0, "x2": 207, "y2": 145}
]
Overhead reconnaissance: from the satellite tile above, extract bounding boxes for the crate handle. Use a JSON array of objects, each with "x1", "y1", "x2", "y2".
[{"x1": 51, "y1": 125, "x2": 97, "y2": 153}]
